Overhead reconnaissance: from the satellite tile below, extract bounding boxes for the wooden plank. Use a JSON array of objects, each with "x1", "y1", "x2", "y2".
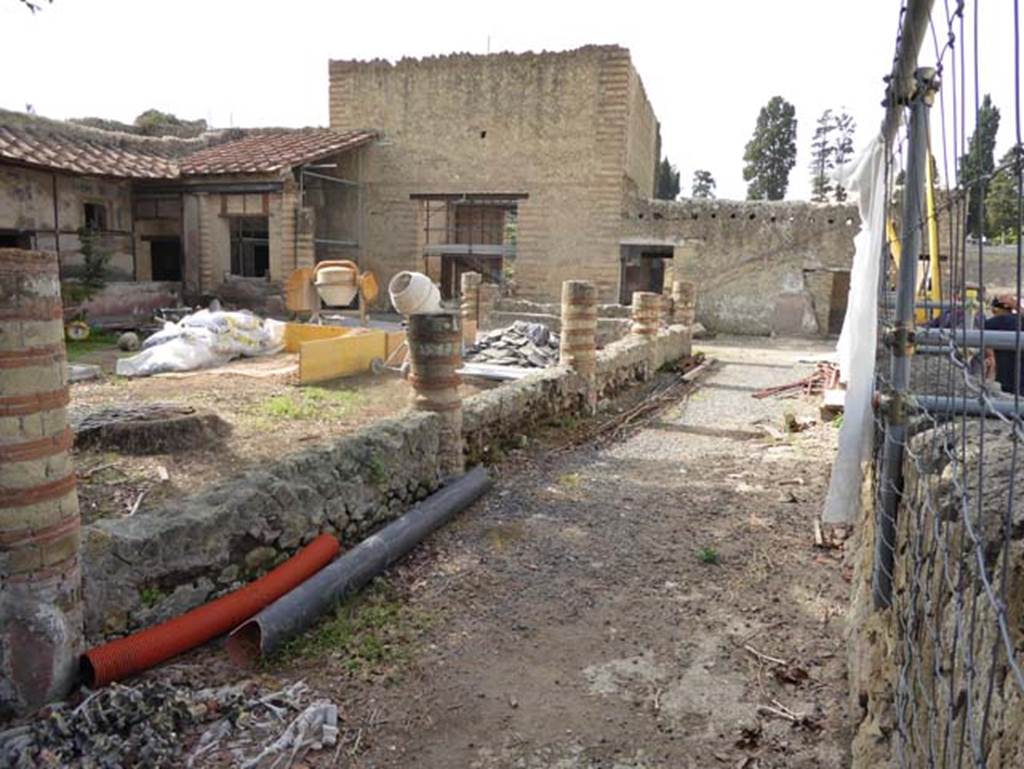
[
  {"x1": 299, "y1": 329, "x2": 388, "y2": 384},
  {"x1": 283, "y1": 322, "x2": 349, "y2": 353}
]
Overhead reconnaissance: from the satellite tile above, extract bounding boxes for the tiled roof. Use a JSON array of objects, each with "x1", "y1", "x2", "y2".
[
  {"x1": 0, "y1": 124, "x2": 181, "y2": 178},
  {"x1": 0, "y1": 113, "x2": 376, "y2": 179},
  {"x1": 179, "y1": 130, "x2": 376, "y2": 175}
]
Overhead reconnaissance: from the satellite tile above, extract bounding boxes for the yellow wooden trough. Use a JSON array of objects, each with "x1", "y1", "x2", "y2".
[{"x1": 284, "y1": 323, "x2": 406, "y2": 385}]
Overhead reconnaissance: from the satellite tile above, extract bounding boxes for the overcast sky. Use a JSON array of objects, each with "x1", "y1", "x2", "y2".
[{"x1": 1, "y1": 0, "x2": 1018, "y2": 201}]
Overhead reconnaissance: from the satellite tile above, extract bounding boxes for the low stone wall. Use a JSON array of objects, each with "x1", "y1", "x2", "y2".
[
  {"x1": 81, "y1": 326, "x2": 691, "y2": 640},
  {"x1": 848, "y1": 422, "x2": 1024, "y2": 767},
  {"x1": 80, "y1": 281, "x2": 183, "y2": 327}
]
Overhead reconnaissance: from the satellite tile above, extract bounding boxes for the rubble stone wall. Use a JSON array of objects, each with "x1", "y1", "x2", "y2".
[
  {"x1": 847, "y1": 424, "x2": 1024, "y2": 767},
  {"x1": 80, "y1": 326, "x2": 690, "y2": 640}
]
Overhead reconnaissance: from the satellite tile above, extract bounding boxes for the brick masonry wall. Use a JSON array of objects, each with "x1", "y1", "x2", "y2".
[
  {"x1": 328, "y1": 46, "x2": 658, "y2": 305},
  {"x1": 80, "y1": 327, "x2": 690, "y2": 640}
]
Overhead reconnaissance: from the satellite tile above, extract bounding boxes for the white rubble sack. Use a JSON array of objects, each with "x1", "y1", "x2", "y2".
[{"x1": 115, "y1": 309, "x2": 285, "y2": 377}]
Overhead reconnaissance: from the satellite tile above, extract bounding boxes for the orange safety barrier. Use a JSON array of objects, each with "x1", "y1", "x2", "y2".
[{"x1": 81, "y1": 533, "x2": 340, "y2": 687}]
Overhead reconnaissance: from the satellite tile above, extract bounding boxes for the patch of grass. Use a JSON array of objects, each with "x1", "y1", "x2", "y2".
[
  {"x1": 256, "y1": 388, "x2": 365, "y2": 421},
  {"x1": 831, "y1": 414, "x2": 845, "y2": 429},
  {"x1": 65, "y1": 329, "x2": 120, "y2": 362},
  {"x1": 557, "y1": 471, "x2": 582, "y2": 488},
  {"x1": 271, "y1": 579, "x2": 431, "y2": 681},
  {"x1": 546, "y1": 415, "x2": 580, "y2": 431},
  {"x1": 139, "y1": 585, "x2": 164, "y2": 607},
  {"x1": 697, "y1": 546, "x2": 721, "y2": 565}
]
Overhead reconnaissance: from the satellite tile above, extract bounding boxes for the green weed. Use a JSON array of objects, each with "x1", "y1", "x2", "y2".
[
  {"x1": 271, "y1": 579, "x2": 431, "y2": 681},
  {"x1": 139, "y1": 585, "x2": 164, "y2": 607},
  {"x1": 697, "y1": 546, "x2": 721, "y2": 565},
  {"x1": 256, "y1": 388, "x2": 365, "y2": 421},
  {"x1": 557, "y1": 472, "x2": 582, "y2": 488}
]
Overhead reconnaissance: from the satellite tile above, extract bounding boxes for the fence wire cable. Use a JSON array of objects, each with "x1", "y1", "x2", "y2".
[{"x1": 872, "y1": 1, "x2": 1024, "y2": 766}]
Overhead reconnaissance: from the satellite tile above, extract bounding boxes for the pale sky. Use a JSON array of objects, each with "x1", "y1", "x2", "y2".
[{"x1": 1, "y1": 0, "x2": 1018, "y2": 201}]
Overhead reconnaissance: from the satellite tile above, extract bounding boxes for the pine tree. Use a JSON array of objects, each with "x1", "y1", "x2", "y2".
[
  {"x1": 691, "y1": 170, "x2": 716, "y2": 199},
  {"x1": 809, "y1": 109, "x2": 835, "y2": 203},
  {"x1": 961, "y1": 94, "x2": 1001, "y2": 238},
  {"x1": 743, "y1": 96, "x2": 798, "y2": 201},
  {"x1": 832, "y1": 111, "x2": 856, "y2": 202},
  {"x1": 655, "y1": 158, "x2": 681, "y2": 200},
  {"x1": 986, "y1": 144, "x2": 1023, "y2": 243}
]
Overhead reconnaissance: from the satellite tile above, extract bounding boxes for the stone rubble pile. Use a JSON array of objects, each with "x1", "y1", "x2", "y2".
[
  {"x1": 0, "y1": 679, "x2": 337, "y2": 769},
  {"x1": 464, "y1": 321, "x2": 560, "y2": 368}
]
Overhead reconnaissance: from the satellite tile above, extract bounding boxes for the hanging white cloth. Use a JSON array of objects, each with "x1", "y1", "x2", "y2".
[{"x1": 822, "y1": 135, "x2": 887, "y2": 524}]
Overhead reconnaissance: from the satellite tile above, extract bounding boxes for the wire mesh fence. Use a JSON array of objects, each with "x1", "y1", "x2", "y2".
[{"x1": 871, "y1": 2, "x2": 1024, "y2": 765}]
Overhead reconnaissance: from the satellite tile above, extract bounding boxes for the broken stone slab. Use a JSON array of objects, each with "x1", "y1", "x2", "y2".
[{"x1": 69, "y1": 363, "x2": 103, "y2": 383}]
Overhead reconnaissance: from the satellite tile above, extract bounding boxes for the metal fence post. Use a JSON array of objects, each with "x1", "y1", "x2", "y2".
[{"x1": 874, "y1": 67, "x2": 939, "y2": 609}]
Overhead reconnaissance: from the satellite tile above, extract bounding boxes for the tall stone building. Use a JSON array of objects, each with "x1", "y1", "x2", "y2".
[{"x1": 329, "y1": 45, "x2": 661, "y2": 303}]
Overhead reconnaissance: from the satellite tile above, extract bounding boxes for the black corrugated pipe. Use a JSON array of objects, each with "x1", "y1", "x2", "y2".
[{"x1": 226, "y1": 466, "x2": 492, "y2": 664}]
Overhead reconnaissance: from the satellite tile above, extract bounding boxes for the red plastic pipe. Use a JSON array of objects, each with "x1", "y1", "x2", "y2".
[{"x1": 82, "y1": 533, "x2": 340, "y2": 687}]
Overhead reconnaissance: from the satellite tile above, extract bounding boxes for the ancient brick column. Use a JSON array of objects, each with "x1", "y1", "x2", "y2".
[
  {"x1": 460, "y1": 271, "x2": 482, "y2": 347},
  {"x1": 671, "y1": 280, "x2": 697, "y2": 326},
  {"x1": 477, "y1": 283, "x2": 500, "y2": 332},
  {"x1": 630, "y1": 291, "x2": 662, "y2": 337},
  {"x1": 0, "y1": 248, "x2": 82, "y2": 718},
  {"x1": 559, "y1": 280, "x2": 598, "y2": 410},
  {"x1": 407, "y1": 313, "x2": 464, "y2": 478},
  {"x1": 660, "y1": 295, "x2": 675, "y2": 327}
]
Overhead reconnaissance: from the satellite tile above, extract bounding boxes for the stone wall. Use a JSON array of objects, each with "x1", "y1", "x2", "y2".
[
  {"x1": 81, "y1": 325, "x2": 691, "y2": 640},
  {"x1": 328, "y1": 46, "x2": 659, "y2": 304},
  {"x1": 622, "y1": 198, "x2": 859, "y2": 336},
  {"x1": 0, "y1": 164, "x2": 135, "y2": 278},
  {"x1": 848, "y1": 422, "x2": 1024, "y2": 767}
]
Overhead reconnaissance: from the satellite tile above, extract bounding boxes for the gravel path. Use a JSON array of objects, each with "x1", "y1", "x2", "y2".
[{"x1": 181, "y1": 336, "x2": 851, "y2": 768}]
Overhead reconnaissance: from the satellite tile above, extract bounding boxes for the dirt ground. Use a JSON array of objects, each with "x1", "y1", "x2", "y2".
[
  {"x1": 153, "y1": 335, "x2": 852, "y2": 769},
  {"x1": 70, "y1": 352, "x2": 488, "y2": 522}
]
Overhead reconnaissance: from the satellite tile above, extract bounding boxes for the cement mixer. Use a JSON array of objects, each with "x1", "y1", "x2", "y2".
[
  {"x1": 285, "y1": 260, "x2": 379, "y2": 325},
  {"x1": 388, "y1": 271, "x2": 442, "y2": 316}
]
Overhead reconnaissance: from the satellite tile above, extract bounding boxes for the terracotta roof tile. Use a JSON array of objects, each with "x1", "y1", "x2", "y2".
[
  {"x1": 0, "y1": 115, "x2": 376, "y2": 179},
  {"x1": 178, "y1": 129, "x2": 376, "y2": 175},
  {"x1": 0, "y1": 125, "x2": 179, "y2": 178}
]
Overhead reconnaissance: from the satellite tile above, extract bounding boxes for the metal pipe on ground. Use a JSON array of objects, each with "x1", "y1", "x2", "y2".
[
  {"x1": 0, "y1": 248, "x2": 81, "y2": 718},
  {"x1": 81, "y1": 534, "x2": 340, "y2": 687},
  {"x1": 226, "y1": 465, "x2": 492, "y2": 665},
  {"x1": 916, "y1": 328, "x2": 1024, "y2": 351}
]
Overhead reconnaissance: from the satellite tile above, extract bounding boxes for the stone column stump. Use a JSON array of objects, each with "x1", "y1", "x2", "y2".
[{"x1": 407, "y1": 313, "x2": 464, "y2": 478}]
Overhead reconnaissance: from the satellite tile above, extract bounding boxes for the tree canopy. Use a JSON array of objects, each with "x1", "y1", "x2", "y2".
[
  {"x1": 656, "y1": 158, "x2": 681, "y2": 201},
  {"x1": 743, "y1": 96, "x2": 797, "y2": 201},
  {"x1": 961, "y1": 94, "x2": 1001, "y2": 238},
  {"x1": 691, "y1": 170, "x2": 716, "y2": 199}
]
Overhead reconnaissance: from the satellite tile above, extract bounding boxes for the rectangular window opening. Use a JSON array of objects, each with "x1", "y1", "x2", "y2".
[
  {"x1": 230, "y1": 216, "x2": 269, "y2": 277},
  {"x1": 83, "y1": 202, "x2": 108, "y2": 232}
]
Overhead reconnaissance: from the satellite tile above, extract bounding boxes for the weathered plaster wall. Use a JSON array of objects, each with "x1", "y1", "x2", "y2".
[
  {"x1": 623, "y1": 198, "x2": 859, "y2": 336},
  {"x1": 80, "y1": 326, "x2": 690, "y2": 639},
  {"x1": 0, "y1": 164, "x2": 135, "y2": 278},
  {"x1": 329, "y1": 46, "x2": 659, "y2": 304}
]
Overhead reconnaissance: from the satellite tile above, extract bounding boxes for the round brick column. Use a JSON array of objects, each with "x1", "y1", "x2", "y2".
[
  {"x1": 630, "y1": 291, "x2": 662, "y2": 337},
  {"x1": 559, "y1": 281, "x2": 597, "y2": 376},
  {"x1": 460, "y1": 271, "x2": 482, "y2": 347},
  {"x1": 559, "y1": 280, "x2": 598, "y2": 412},
  {"x1": 0, "y1": 248, "x2": 82, "y2": 718},
  {"x1": 407, "y1": 313, "x2": 464, "y2": 478},
  {"x1": 671, "y1": 280, "x2": 697, "y2": 326}
]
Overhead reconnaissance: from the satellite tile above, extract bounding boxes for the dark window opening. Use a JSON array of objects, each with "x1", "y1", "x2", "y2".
[
  {"x1": 618, "y1": 244, "x2": 673, "y2": 305},
  {"x1": 149, "y1": 238, "x2": 182, "y2": 281},
  {"x1": 83, "y1": 202, "x2": 107, "y2": 231},
  {"x1": 230, "y1": 217, "x2": 269, "y2": 277},
  {"x1": 480, "y1": 130, "x2": 487, "y2": 139},
  {"x1": 0, "y1": 230, "x2": 31, "y2": 249}
]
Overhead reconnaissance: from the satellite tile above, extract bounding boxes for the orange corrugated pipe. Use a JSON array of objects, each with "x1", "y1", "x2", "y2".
[{"x1": 81, "y1": 533, "x2": 340, "y2": 687}]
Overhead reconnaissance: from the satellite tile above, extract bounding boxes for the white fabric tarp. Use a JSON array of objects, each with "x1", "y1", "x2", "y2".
[
  {"x1": 115, "y1": 309, "x2": 285, "y2": 377},
  {"x1": 822, "y1": 135, "x2": 887, "y2": 524}
]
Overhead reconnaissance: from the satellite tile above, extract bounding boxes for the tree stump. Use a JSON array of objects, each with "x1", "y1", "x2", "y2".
[{"x1": 72, "y1": 403, "x2": 231, "y2": 454}]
